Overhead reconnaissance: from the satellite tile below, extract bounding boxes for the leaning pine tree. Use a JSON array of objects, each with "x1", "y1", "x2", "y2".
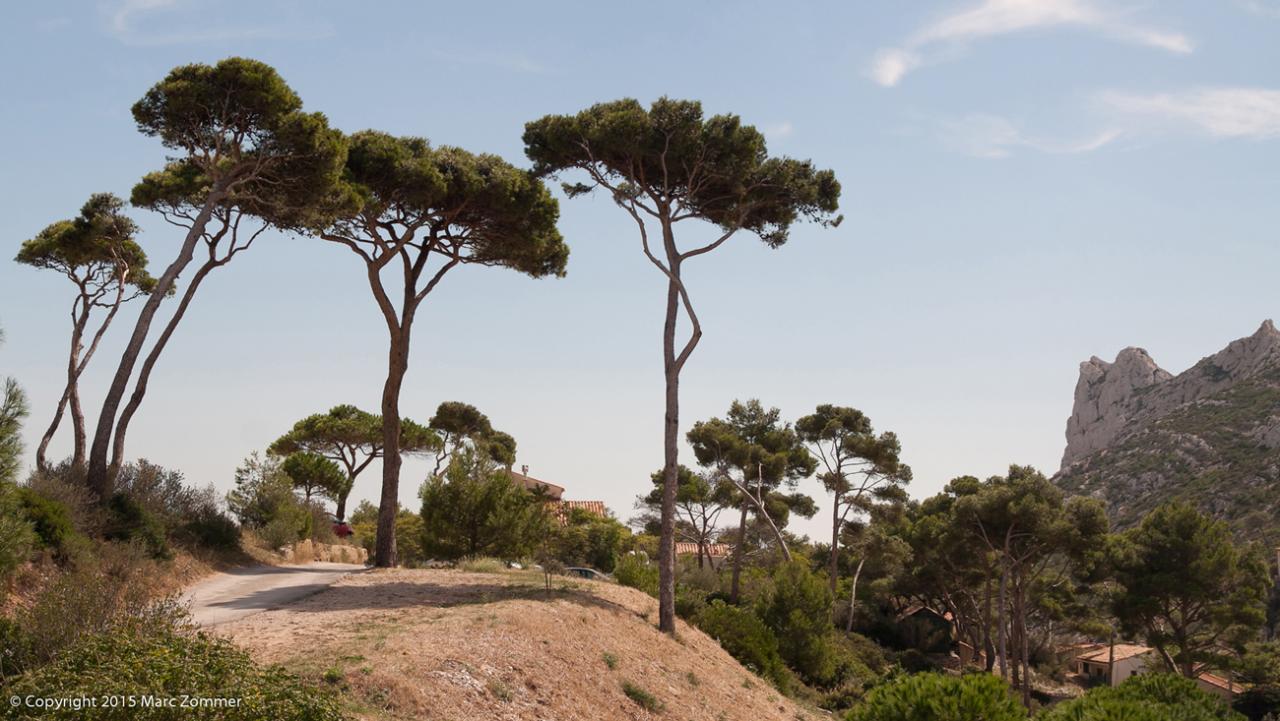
[
  {"x1": 524, "y1": 99, "x2": 841, "y2": 632},
  {"x1": 85, "y1": 57, "x2": 346, "y2": 498},
  {"x1": 312, "y1": 133, "x2": 568, "y2": 567}
]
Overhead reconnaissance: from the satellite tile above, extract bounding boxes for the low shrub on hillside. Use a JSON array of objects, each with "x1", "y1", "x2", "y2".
[
  {"x1": 0, "y1": 481, "x2": 35, "y2": 577},
  {"x1": 173, "y1": 506, "x2": 240, "y2": 552},
  {"x1": 1037, "y1": 673, "x2": 1244, "y2": 721},
  {"x1": 16, "y1": 486, "x2": 78, "y2": 555},
  {"x1": 696, "y1": 600, "x2": 789, "y2": 689},
  {"x1": 104, "y1": 493, "x2": 170, "y2": 560},
  {"x1": 2, "y1": 611, "x2": 349, "y2": 721},
  {"x1": 614, "y1": 554, "x2": 658, "y2": 596},
  {"x1": 756, "y1": 560, "x2": 840, "y2": 687},
  {"x1": 846, "y1": 672, "x2": 1024, "y2": 721}
]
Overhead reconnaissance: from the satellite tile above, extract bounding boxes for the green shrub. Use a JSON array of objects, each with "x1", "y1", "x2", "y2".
[
  {"x1": 847, "y1": 672, "x2": 1023, "y2": 721},
  {"x1": 674, "y1": 584, "x2": 708, "y2": 620},
  {"x1": 17, "y1": 487, "x2": 78, "y2": 554},
  {"x1": 3, "y1": 613, "x2": 350, "y2": 720},
  {"x1": 459, "y1": 556, "x2": 505, "y2": 574},
  {"x1": 258, "y1": 517, "x2": 300, "y2": 551},
  {"x1": 614, "y1": 554, "x2": 658, "y2": 597},
  {"x1": 756, "y1": 560, "x2": 838, "y2": 687},
  {"x1": 0, "y1": 481, "x2": 36, "y2": 577},
  {"x1": 695, "y1": 600, "x2": 787, "y2": 688},
  {"x1": 174, "y1": 507, "x2": 241, "y2": 552},
  {"x1": 1037, "y1": 673, "x2": 1245, "y2": 721},
  {"x1": 1235, "y1": 684, "x2": 1280, "y2": 721},
  {"x1": 549, "y1": 508, "x2": 631, "y2": 572},
  {"x1": 104, "y1": 493, "x2": 170, "y2": 560},
  {"x1": 621, "y1": 680, "x2": 663, "y2": 713}
]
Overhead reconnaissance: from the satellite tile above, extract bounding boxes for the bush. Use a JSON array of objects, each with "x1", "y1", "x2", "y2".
[
  {"x1": 614, "y1": 554, "x2": 658, "y2": 597},
  {"x1": 847, "y1": 672, "x2": 1024, "y2": 721},
  {"x1": 1235, "y1": 684, "x2": 1280, "y2": 721},
  {"x1": 104, "y1": 492, "x2": 170, "y2": 560},
  {"x1": 549, "y1": 509, "x2": 631, "y2": 572},
  {"x1": 174, "y1": 507, "x2": 241, "y2": 552},
  {"x1": 24, "y1": 466, "x2": 103, "y2": 536},
  {"x1": 3, "y1": 611, "x2": 350, "y2": 720},
  {"x1": 756, "y1": 560, "x2": 838, "y2": 687},
  {"x1": 258, "y1": 517, "x2": 300, "y2": 551},
  {"x1": 2, "y1": 543, "x2": 173, "y2": 679},
  {"x1": 695, "y1": 600, "x2": 788, "y2": 688},
  {"x1": 459, "y1": 556, "x2": 505, "y2": 574},
  {"x1": 1037, "y1": 673, "x2": 1243, "y2": 721},
  {"x1": 0, "y1": 481, "x2": 35, "y2": 577},
  {"x1": 621, "y1": 680, "x2": 663, "y2": 713},
  {"x1": 17, "y1": 486, "x2": 79, "y2": 554},
  {"x1": 675, "y1": 584, "x2": 708, "y2": 620}
]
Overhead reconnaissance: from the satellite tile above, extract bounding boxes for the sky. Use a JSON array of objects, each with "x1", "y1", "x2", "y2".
[{"x1": 1, "y1": 0, "x2": 1277, "y2": 542}]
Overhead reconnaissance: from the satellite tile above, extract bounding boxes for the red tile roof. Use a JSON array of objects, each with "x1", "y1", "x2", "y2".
[
  {"x1": 675, "y1": 542, "x2": 733, "y2": 557},
  {"x1": 507, "y1": 470, "x2": 565, "y2": 500},
  {"x1": 1076, "y1": 644, "x2": 1153, "y2": 663},
  {"x1": 552, "y1": 500, "x2": 608, "y2": 525}
]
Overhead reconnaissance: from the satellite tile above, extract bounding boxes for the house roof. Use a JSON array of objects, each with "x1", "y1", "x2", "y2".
[
  {"x1": 507, "y1": 469, "x2": 565, "y2": 500},
  {"x1": 1196, "y1": 671, "x2": 1242, "y2": 692},
  {"x1": 551, "y1": 500, "x2": 610, "y2": 526},
  {"x1": 1076, "y1": 644, "x2": 1153, "y2": 663},
  {"x1": 674, "y1": 542, "x2": 733, "y2": 557}
]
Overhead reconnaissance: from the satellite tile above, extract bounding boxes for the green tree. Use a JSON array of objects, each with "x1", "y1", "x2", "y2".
[
  {"x1": 280, "y1": 452, "x2": 346, "y2": 506},
  {"x1": 1113, "y1": 501, "x2": 1269, "y2": 678},
  {"x1": 756, "y1": 560, "x2": 837, "y2": 686},
  {"x1": 796, "y1": 404, "x2": 911, "y2": 596},
  {"x1": 15, "y1": 194, "x2": 157, "y2": 472},
  {"x1": 1, "y1": 327, "x2": 26, "y2": 486},
  {"x1": 0, "y1": 326, "x2": 37, "y2": 576},
  {"x1": 85, "y1": 57, "x2": 347, "y2": 497},
  {"x1": 314, "y1": 134, "x2": 566, "y2": 568},
  {"x1": 847, "y1": 672, "x2": 1024, "y2": 721},
  {"x1": 225, "y1": 452, "x2": 308, "y2": 543},
  {"x1": 636, "y1": 465, "x2": 734, "y2": 569},
  {"x1": 524, "y1": 98, "x2": 840, "y2": 633},
  {"x1": 419, "y1": 448, "x2": 550, "y2": 560},
  {"x1": 268, "y1": 405, "x2": 438, "y2": 520},
  {"x1": 955, "y1": 466, "x2": 1109, "y2": 706},
  {"x1": 550, "y1": 508, "x2": 632, "y2": 572},
  {"x1": 427, "y1": 401, "x2": 518, "y2": 477},
  {"x1": 687, "y1": 399, "x2": 816, "y2": 602},
  {"x1": 1037, "y1": 673, "x2": 1243, "y2": 721}
]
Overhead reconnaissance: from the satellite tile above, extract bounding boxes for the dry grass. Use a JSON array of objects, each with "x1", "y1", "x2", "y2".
[{"x1": 217, "y1": 567, "x2": 819, "y2": 721}]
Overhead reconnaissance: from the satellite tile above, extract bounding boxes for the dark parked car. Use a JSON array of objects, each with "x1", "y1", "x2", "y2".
[{"x1": 564, "y1": 567, "x2": 611, "y2": 581}]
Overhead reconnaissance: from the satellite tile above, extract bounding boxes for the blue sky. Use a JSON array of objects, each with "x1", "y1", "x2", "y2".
[{"x1": 1, "y1": 0, "x2": 1277, "y2": 540}]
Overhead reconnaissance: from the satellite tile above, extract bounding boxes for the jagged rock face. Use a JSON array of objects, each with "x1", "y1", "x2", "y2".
[{"x1": 1055, "y1": 320, "x2": 1280, "y2": 540}]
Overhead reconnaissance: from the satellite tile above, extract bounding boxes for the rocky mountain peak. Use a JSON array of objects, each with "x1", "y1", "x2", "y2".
[{"x1": 1060, "y1": 321, "x2": 1279, "y2": 470}]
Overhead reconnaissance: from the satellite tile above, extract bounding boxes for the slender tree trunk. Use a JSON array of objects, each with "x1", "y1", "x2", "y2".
[
  {"x1": 375, "y1": 325, "x2": 410, "y2": 568},
  {"x1": 1108, "y1": 629, "x2": 1116, "y2": 685},
  {"x1": 730, "y1": 501, "x2": 749, "y2": 603},
  {"x1": 86, "y1": 192, "x2": 223, "y2": 497},
  {"x1": 828, "y1": 492, "x2": 841, "y2": 595},
  {"x1": 846, "y1": 557, "x2": 865, "y2": 633},
  {"x1": 336, "y1": 491, "x2": 349, "y2": 522},
  {"x1": 998, "y1": 556, "x2": 1010, "y2": 683},
  {"x1": 36, "y1": 299, "x2": 90, "y2": 472},
  {"x1": 983, "y1": 571, "x2": 995, "y2": 672},
  {"x1": 109, "y1": 260, "x2": 217, "y2": 477},
  {"x1": 1018, "y1": 577, "x2": 1031, "y2": 708},
  {"x1": 657, "y1": 264, "x2": 681, "y2": 633}
]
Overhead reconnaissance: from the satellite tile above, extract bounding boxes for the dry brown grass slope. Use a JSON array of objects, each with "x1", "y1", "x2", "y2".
[{"x1": 216, "y1": 568, "x2": 818, "y2": 721}]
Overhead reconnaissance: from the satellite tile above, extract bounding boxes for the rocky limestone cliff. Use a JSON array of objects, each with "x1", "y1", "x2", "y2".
[{"x1": 1055, "y1": 320, "x2": 1280, "y2": 540}]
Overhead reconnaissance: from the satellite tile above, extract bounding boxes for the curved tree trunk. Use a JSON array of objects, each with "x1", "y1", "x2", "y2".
[
  {"x1": 37, "y1": 297, "x2": 90, "y2": 472},
  {"x1": 86, "y1": 193, "x2": 223, "y2": 497},
  {"x1": 657, "y1": 269, "x2": 680, "y2": 633},
  {"x1": 109, "y1": 261, "x2": 216, "y2": 477},
  {"x1": 846, "y1": 557, "x2": 865, "y2": 633},
  {"x1": 374, "y1": 325, "x2": 410, "y2": 567}
]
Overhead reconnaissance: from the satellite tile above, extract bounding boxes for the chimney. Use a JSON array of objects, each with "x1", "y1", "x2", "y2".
[{"x1": 521, "y1": 464, "x2": 529, "y2": 477}]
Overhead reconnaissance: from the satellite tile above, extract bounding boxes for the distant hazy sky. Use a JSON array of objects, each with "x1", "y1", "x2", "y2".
[{"x1": 1, "y1": 1, "x2": 1277, "y2": 540}]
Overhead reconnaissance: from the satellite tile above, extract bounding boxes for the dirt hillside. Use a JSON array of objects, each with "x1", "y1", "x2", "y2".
[{"x1": 216, "y1": 567, "x2": 818, "y2": 721}]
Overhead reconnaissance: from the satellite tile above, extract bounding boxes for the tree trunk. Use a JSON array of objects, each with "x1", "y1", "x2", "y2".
[
  {"x1": 336, "y1": 491, "x2": 349, "y2": 522},
  {"x1": 108, "y1": 260, "x2": 217, "y2": 478},
  {"x1": 657, "y1": 265, "x2": 681, "y2": 634},
  {"x1": 846, "y1": 557, "x2": 865, "y2": 633},
  {"x1": 374, "y1": 326, "x2": 410, "y2": 568},
  {"x1": 828, "y1": 492, "x2": 841, "y2": 595},
  {"x1": 36, "y1": 299, "x2": 90, "y2": 472},
  {"x1": 1108, "y1": 629, "x2": 1116, "y2": 685},
  {"x1": 85, "y1": 192, "x2": 223, "y2": 498},
  {"x1": 1018, "y1": 576, "x2": 1031, "y2": 708},
  {"x1": 998, "y1": 556, "x2": 1010, "y2": 683},
  {"x1": 730, "y1": 501, "x2": 749, "y2": 604},
  {"x1": 983, "y1": 571, "x2": 995, "y2": 672}
]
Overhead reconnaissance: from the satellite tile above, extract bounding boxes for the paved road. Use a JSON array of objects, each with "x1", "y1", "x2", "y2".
[{"x1": 185, "y1": 562, "x2": 366, "y2": 626}]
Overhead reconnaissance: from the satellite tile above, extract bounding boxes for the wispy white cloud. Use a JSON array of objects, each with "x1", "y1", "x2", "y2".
[
  {"x1": 1101, "y1": 88, "x2": 1280, "y2": 139},
  {"x1": 1239, "y1": 0, "x2": 1280, "y2": 18},
  {"x1": 105, "y1": 0, "x2": 332, "y2": 46},
  {"x1": 764, "y1": 121, "x2": 794, "y2": 141},
  {"x1": 939, "y1": 113, "x2": 1122, "y2": 158},
  {"x1": 869, "y1": 0, "x2": 1192, "y2": 87}
]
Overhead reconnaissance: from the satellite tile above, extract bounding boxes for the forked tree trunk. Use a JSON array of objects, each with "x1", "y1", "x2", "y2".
[
  {"x1": 36, "y1": 299, "x2": 89, "y2": 472},
  {"x1": 86, "y1": 191, "x2": 223, "y2": 498},
  {"x1": 109, "y1": 260, "x2": 217, "y2": 478}
]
